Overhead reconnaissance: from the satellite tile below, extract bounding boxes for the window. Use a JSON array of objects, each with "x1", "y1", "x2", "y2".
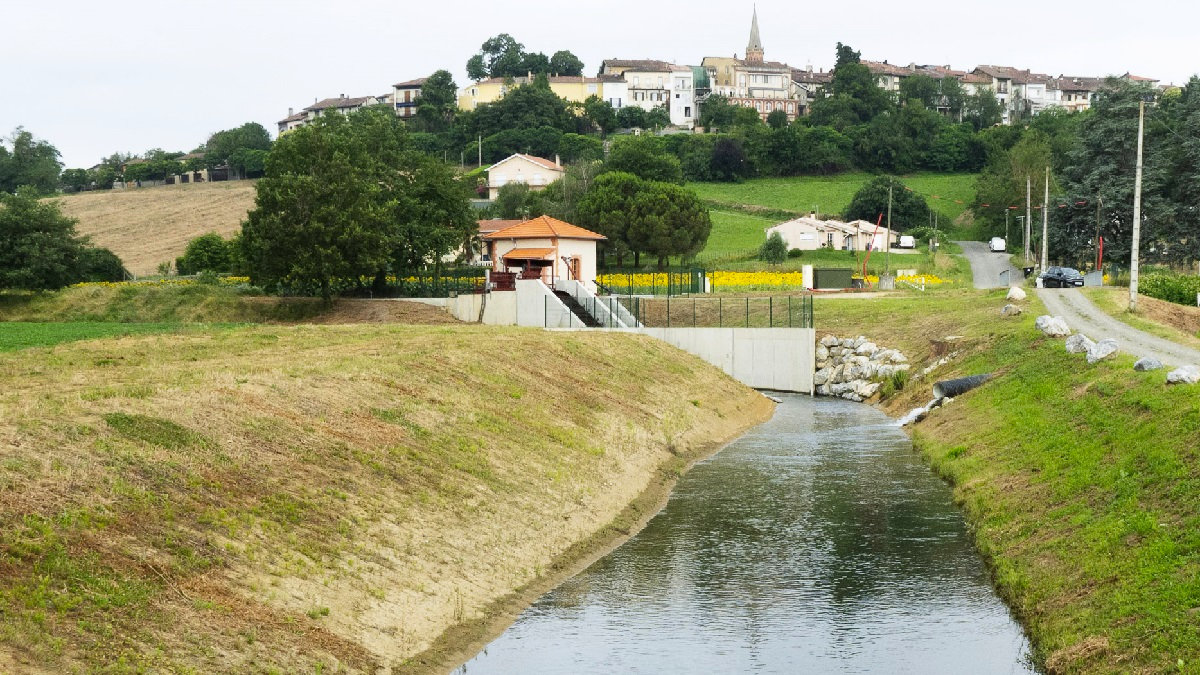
[
  {"x1": 684, "y1": 106, "x2": 691, "y2": 117},
  {"x1": 587, "y1": 84, "x2": 597, "y2": 93},
  {"x1": 633, "y1": 76, "x2": 639, "y2": 87}
]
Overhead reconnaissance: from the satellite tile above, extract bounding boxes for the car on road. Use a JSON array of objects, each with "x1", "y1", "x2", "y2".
[
  {"x1": 1039, "y1": 266, "x2": 1085, "y2": 288},
  {"x1": 989, "y1": 236, "x2": 1006, "y2": 252}
]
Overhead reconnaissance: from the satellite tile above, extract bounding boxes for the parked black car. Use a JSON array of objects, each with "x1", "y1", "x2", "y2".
[{"x1": 1039, "y1": 266, "x2": 1085, "y2": 288}]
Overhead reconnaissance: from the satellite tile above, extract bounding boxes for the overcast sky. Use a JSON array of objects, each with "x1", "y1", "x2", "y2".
[{"x1": 5, "y1": 0, "x2": 1197, "y2": 169}]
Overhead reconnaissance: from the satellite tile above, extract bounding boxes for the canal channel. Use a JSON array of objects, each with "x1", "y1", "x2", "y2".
[{"x1": 457, "y1": 395, "x2": 1034, "y2": 673}]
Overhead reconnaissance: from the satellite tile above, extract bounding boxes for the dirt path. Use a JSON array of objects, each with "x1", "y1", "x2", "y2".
[
  {"x1": 1038, "y1": 288, "x2": 1200, "y2": 367},
  {"x1": 955, "y1": 240, "x2": 1022, "y2": 289}
]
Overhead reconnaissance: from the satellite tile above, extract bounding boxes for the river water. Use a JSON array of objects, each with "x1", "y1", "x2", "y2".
[{"x1": 457, "y1": 395, "x2": 1035, "y2": 674}]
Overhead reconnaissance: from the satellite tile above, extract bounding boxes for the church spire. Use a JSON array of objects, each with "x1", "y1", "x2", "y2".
[{"x1": 746, "y1": 6, "x2": 764, "y2": 64}]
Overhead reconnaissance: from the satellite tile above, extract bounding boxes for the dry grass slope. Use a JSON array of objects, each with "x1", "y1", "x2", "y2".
[
  {"x1": 0, "y1": 324, "x2": 769, "y2": 673},
  {"x1": 56, "y1": 181, "x2": 257, "y2": 275}
]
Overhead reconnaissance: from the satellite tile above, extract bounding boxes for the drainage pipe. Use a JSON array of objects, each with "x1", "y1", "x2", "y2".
[{"x1": 932, "y1": 374, "x2": 992, "y2": 400}]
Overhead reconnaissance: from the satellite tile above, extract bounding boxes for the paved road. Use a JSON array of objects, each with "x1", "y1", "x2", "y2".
[
  {"x1": 1037, "y1": 288, "x2": 1200, "y2": 367},
  {"x1": 955, "y1": 240, "x2": 1022, "y2": 289}
]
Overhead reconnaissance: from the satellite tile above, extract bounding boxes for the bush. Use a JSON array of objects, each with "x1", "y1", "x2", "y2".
[
  {"x1": 176, "y1": 233, "x2": 233, "y2": 275},
  {"x1": 759, "y1": 232, "x2": 788, "y2": 265},
  {"x1": 1139, "y1": 273, "x2": 1200, "y2": 306},
  {"x1": 788, "y1": 248, "x2": 804, "y2": 259}
]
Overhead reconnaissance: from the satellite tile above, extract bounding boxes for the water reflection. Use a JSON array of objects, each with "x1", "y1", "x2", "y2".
[{"x1": 458, "y1": 396, "x2": 1034, "y2": 674}]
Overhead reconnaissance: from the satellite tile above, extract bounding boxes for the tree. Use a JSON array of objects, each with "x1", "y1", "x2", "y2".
[
  {"x1": 205, "y1": 123, "x2": 272, "y2": 174},
  {"x1": 646, "y1": 105, "x2": 672, "y2": 129},
  {"x1": 550, "y1": 50, "x2": 584, "y2": 76},
  {"x1": 616, "y1": 105, "x2": 648, "y2": 129},
  {"x1": 241, "y1": 107, "x2": 473, "y2": 301},
  {"x1": 0, "y1": 128, "x2": 63, "y2": 194},
  {"x1": 576, "y1": 171, "x2": 643, "y2": 266},
  {"x1": 557, "y1": 133, "x2": 603, "y2": 162},
  {"x1": 227, "y1": 148, "x2": 268, "y2": 178},
  {"x1": 809, "y1": 43, "x2": 894, "y2": 129},
  {"x1": 1055, "y1": 79, "x2": 1171, "y2": 265},
  {"x1": 583, "y1": 96, "x2": 617, "y2": 136},
  {"x1": 710, "y1": 137, "x2": 749, "y2": 182},
  {"x1": 492, "y1": 182, "x2": 545, "y2": 220},
  {"x1": 766, "y1": 109, "x2": 789, "y2": 130},
  {"x1": 964, "y1": 87, "x2": 1005, "y2": 131},
  {"x1": 77, "y1": 247, "x2": 127, "y2": 282},
  {"x1": 602, "y1": 136, "x2": 683, "y2": 184},
  {"x1": 467, "y1": 33, "x2": 525, "y2": 80},
  {"x1": 760, "y1": 231, "x2": 788, "y2": 264},
  {"x1": 972, "y1": 130, "x2": 1057, "y2": 241},
  {"x1": 60, "y1": 168, "x2": 90, "y2": 192},
  {"x1": 520, "y1": 51, "x2": 550, "y2": 75},
  {"x1": 899, "y1": 75, "x2": 941, "y2": 110},
  {"x1": 176, "y1": 233, "x2": 233, "y2": 275},
  {"x1": 625, "y1": 181, "x2": 712, "y2": 268},
  {"x1": 0, "y1": 189, "x2": 85, "y2": 289},
  {"x1": 844, "y1": 176, "x2": 930, "y2": 230},
  {"x1": 699, "y1": 95, "x2": 738, "y2": 131},
  {"x1": 415, "y1": 70, "x2": 459, "y2": 133}
]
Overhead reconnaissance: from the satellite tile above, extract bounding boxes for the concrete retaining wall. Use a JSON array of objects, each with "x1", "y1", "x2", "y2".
[{"x1": 638, "y1": 327, "x2": 815, "y2": 393}]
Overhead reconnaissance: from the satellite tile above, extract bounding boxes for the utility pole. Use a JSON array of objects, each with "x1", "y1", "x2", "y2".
[
  {"x1": 477, "y1": 134, "x2": 482, "y2": 168},
  {"x1": 1025, "y1": 174, "x2": 1032, "y2": 263},
  {"x1": 1095, "y1": 195, "x2": 1103, "y2": 270},
  {"x1": 885, "y1": 183, "x2": 892, "y2": 274},
  {"x1": 1130, "y1": 99, "x2": 1146, "y2": 312},
  {"x1": 1041, "y1": 166, "x2": 1049, "y2": 270},
  {"x1": 1005, "y1": 208, "x2": 1010, "y2": 244}
]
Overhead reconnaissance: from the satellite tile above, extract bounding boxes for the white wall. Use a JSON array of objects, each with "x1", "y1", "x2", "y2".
[{"x1": 637, "y1": 327, "x2": 815, "y2": 393}]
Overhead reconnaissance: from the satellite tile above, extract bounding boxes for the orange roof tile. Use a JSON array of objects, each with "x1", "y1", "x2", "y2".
[
  {"x1": 478, "y1": 219, "x2": 523, "y2": 234},
  {"x1": 501, "y1": 247, "x2": 555, "y2": 260},
  {"x1": 483, "y1": 215, "x2": 607, "y2": 241}
]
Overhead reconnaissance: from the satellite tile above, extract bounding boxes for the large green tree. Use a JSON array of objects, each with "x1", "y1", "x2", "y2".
[
  {"x1": 0, "y1": 189, "x2": 85, "y2": 289},
  {"x1": 964, "y1": 87, "x2": 1005, "y2": 131},
  {"x1": 575, "y1": 171, "x2": 710, "y2": 268},
  {"x1": 241, "y1": 108, "x2": 473, "y2": 301},
  {"x1": 0, "y1": 128, "x2": 62, "y2": 194},
  {"x1": 844, "y1": 175, "x2": 930, "y2": 230},
  {"x1": 602, "y1": 135, "x2": 683, "y2": 184},
  {"x1": 465, "y1": 34, "x2": 584, "y2": 80},
  {"x1": 809, "y1": 43, "x2": 893, "y2": 130},
  {"x1": 415, "y1": 70, "x2": 459, "y2": 133},
  {"x1": 204, "y1": 122, "x2": 272, "y2": 175}
]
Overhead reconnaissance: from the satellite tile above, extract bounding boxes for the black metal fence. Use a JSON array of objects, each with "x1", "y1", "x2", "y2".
[
  {"x1": 619, "y1": 294, "x2": 814, "y2": 329},
  {"x1": 596, "y1": 268, "x2": 709, "y2": 297}
]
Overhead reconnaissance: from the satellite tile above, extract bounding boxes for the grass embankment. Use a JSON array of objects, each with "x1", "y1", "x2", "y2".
[
  {"x1": 1083, "y1": 287, "x2": 1200, "y2": 348},
  {"x1": 0, "y1": 284, "x2": 458, "y2": 326},
  {"x1": 0, "y1": 322, "x2": 770, "y2": 673},
  {"x1": 54, "y1": 181, "x2": 257, "y2": 275},
  {"x1": 822, "y1": 288, "x2": 1200, "y2": 673}
]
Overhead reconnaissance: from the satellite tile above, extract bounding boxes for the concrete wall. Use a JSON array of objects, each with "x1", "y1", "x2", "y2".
[{"x1": 637, "y1": 327, "x2": 815, "y2": 393}]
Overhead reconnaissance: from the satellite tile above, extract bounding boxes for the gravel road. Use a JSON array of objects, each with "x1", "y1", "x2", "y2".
[
  {"x1": 955, "y1": 240, "x2": 1022, "y2": 289},
  {"x1": 1037, "y1": 288, "x2": 1200, "y2": 367}
]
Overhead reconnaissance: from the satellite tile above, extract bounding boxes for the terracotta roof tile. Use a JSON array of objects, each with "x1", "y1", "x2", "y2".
[
  {"x1": 501, "y1": 247, "x2": 556, "y2": 260},
  {"x1": 484, "y1": 215, "x2": 606, "y2": 241},
  {"x1": 394, "y1": 77, "x2": 428, "y2": 88},
  {"x1": 478, "y1": 219, "x2": 524, "y2": 234}
]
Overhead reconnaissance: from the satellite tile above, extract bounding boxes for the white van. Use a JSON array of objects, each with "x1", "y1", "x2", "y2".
[
  {"x1": 989, "y1": 236, "x2": 1006, "y2": 252},
  {"x1": 898, "y1": 235, "x2": 916, "y2": 249}
]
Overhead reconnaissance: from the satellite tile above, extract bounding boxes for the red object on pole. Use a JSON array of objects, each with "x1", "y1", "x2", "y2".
[
  {"x1": 1098, "y1": 236, "x2": 1104, "y2": 270},
  {"x1": 862, "y1": 213, "x2": 884, "y2": 283}
]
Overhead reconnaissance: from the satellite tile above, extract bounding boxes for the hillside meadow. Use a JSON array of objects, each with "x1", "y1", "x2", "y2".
[{"x1": 55, "y1": 181, "x2": 257, "y2": 275}]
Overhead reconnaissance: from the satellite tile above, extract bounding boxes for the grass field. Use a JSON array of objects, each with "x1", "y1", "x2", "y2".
[
  {"x1": 691, "y1": 172, "x2": 978, "y2": 223},
  {"x1": 0, "y1": 321, "x2": 190, "y2": 352},
  {"x1": 55, "y1": 181, "x2": 257, "y2": 275}
]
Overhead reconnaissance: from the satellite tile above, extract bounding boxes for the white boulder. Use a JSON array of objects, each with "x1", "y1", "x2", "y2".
[
  {"x1": 1167, "y1": 365, "x2": 1200, "y2": 385},
  {"x1": 1006, "y1": 287, "x2": 1027, "y2": 301},
  {"x1": 1086, "y1": 338, "x2": 1119, "y2": 364},
  {"x1": 1064, "y1": 334, "x2": 1096, "y2": 354},
  {"x1": 1001, "y1": 304, "x2": 1023, "y2": 317},
  {"x1": 1035, "y1": 315, "x2": 1072, "y2": 337}
]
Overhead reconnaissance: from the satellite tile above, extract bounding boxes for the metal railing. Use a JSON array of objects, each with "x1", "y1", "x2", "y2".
[{"x1": 545, "y1": 294, "x2": 814, "y2": 329}]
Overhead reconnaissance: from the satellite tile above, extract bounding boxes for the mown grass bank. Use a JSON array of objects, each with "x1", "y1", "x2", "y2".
[
  {"x1": 822, "y1": 289, "x2": 1200, "y2": 673},
  {"x1": 0, "y1": 324, "x2": 771, "y2": 673}
]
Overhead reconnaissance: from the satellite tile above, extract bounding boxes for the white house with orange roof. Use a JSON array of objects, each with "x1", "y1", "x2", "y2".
[
  {"x1": 485, "y1": 153, "x2": 565, "y2": 200},
  {"x1": 482, "y1": 215, "x2": 605, "y2": 289}
]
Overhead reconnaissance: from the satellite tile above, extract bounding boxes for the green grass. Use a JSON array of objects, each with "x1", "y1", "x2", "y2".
[
  {"x1": 0, "y1": 322, "x2": 184, "y2": 352},
  {"x1": 690, "y1": 172, "x2": 978, "y2": 223},
  {"x1": 688, "y1": 173, "x2": 979, "y2": 266},
  {"x1": 0, "y1": 284, "x2": 325, "y2": 324}
]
